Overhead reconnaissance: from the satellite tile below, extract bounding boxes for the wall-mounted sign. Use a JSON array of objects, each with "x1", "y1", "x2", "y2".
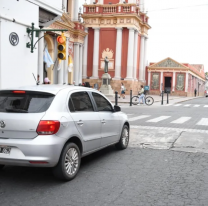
[{"x1": 9, "y1": 32, "x2": 19, "y2": 46}]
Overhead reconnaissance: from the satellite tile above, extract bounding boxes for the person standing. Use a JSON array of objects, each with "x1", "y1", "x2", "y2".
[
  {"x1": 119, "y1": 83, "x2": 126, "y2": 99},
  {"x1": 138, "y1": 85, "x2": 145, "y2": 105},
  {"x1": 194, "y1": 88, "x2": 197, "y2": 97}
]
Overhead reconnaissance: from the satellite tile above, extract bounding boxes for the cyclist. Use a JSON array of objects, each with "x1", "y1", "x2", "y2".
[{"x1": 138, "y1": 85, "x2": 145, "y2": 105}]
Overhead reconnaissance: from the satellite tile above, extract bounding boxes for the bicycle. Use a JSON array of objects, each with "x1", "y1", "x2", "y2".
[{"x1": 131, "y1": 94, "x2": 154, "y2": 106}]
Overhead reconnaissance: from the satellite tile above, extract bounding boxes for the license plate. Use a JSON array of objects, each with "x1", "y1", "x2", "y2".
[{"x1": 0, "y1": 146, "x2": 11, "y2": 155}]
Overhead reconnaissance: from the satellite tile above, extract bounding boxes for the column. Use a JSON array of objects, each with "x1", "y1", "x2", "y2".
[
  {"x1": 73, "y1": 0, "x2": 79, "y2": 21},
  {"x1": 74, "y1": 43, "x2": 80, "y2": 85},
  {"x1": 83, "y1": 28, "x2": 88, "y2": 79},
  {"x1": 148, "y1": 71, "x2": 151, "y2": 87},
  {"x1": 160, "y1": 71, "x2": 163, "y2": 92},
  {"x1": 113, "y1": 28, "x2": 123, "y2": 80},
  {"x1": 79, "y1": 44, "x2": 83, "y2": 84},
  {"x1": 172, "y1": 71, "x2": 176, "y2": 92},
  {"x1": 133, "y1": 30, "x2": 139, "y2": 80},
  {"x1": 125, "y1": 28, "x2": 135, "y2": 80},
  {"x1": 185, "y1": 72, "x2": 189, "y2": 92},
  {"x1": 139, "y1": 35, "x2": 145, "y2": 81},
  {"x1": 143, "y1": 37, "x2": 148, "y2": 81},
  {"x1": 91, "y1": 28, "x2": 100, "y2": 79},
  {"x1": 58, "y1": 61, "x2": 64, "y2": 84},
  {"x1": 63, "y1": 37, "x2": 69, "y2": 84},
  {"x1": 38, "y1": 31, "x2": 44, "y2": 84}
]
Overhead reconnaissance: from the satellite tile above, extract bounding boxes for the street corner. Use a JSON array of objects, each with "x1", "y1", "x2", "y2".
[
  {"x1": 172, "y1": 131, "x2": 208, "y2": 153},
  {"x1": 130, "y1": 127, "x2": 181, "y2": 150}
]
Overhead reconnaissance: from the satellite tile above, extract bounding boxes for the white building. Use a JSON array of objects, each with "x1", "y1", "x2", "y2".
[{"x1": 0, "y1": 0, "x2": 63, "y2": 89}]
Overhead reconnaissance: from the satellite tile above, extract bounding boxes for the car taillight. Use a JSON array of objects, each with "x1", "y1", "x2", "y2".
[
  {"x1": 37, "y1": 121, "x2": 60, "y2": 135},
  {"x1": 13, "y1": 90, "x2": 26, "y2": 94}
]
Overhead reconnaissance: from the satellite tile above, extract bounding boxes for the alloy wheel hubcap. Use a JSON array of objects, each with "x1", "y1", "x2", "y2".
[
  {"x1": 65, "y1": 148, "x2": 79, "y2": 175},
  {"x1": 122, "y1": 128, "x2": 129, "y2": 146}
]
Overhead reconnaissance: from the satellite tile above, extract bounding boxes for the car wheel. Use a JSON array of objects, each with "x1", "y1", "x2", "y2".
[
  {"x1": 0, "y1": 165, "x2": 5, "y2": 170},
  {"x1": 53, "y1": 143, "x2": 81, "y2": 181},
  {"x1": 115, "y1": 125, "x2": 129, "y2": 150}
]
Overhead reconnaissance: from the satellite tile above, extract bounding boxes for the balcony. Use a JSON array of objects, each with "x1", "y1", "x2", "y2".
[{"x1": 83, "y1": 4, "x2": 149, "y2": 24}]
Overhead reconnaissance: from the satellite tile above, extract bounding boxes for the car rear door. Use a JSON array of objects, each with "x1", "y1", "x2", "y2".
[
  {"x1": 69, "y1": 91, "x2": 101, "y2": 153},
  {"x1": 91, "y1": 92, "x2": 120, "y2": 147}
]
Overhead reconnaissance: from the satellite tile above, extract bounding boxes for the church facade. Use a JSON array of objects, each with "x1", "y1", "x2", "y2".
[
  {"x1": 147, "y1": 58, "x2": 206, "y2": 97},
  {"x1": 81, "y1": 0, "x2": 150, "y2": 94}
]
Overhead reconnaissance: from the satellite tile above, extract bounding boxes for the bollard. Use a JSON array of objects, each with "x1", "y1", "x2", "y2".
[
  {"x1": 130, "y1": 90, "x2": 132, "y2": 106},
  {"x1": 161, "y1": 91, "x2": 164, "y2": 105},
  {"x1": 115, "y1": 91, "x2": 118, "y2": 106},
  {"x1": 167, "y1": 92, "x2": 169, "y2": 104}
]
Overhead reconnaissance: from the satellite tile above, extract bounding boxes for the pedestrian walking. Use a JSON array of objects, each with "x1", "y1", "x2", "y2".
[
  {"x1": 119, "y1": 83, "x2": 126, "y2": 99},
  {"x1": 194, "y1": 88, "x2": 197, "y2": 97},
  {"x1": 138, "y1": 85, "x2": 145, "y2": 105}
]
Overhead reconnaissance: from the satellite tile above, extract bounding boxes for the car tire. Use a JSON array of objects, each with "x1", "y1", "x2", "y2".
[
  {"x1": 0, "y1": 165, "x2": 5, "y2": 170},
  {"x1": 53, "y1": 143, "x2": 81, "y2": 181},
  {"x1": 115, "y1": 125, "x2": 129, "y2": 150}
]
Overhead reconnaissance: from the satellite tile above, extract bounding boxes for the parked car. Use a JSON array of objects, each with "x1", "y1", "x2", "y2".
[{"x1": 0, "y1": 85, "x2": 129, "y2": 180}]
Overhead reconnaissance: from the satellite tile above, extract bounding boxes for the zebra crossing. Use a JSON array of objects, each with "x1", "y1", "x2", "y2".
[{"x1": 128, "y1": 114, "x2": 208, "y2": 126}]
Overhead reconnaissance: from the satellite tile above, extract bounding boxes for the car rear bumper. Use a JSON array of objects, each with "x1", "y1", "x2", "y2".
[{"x1": 0, "y1": 135, "x2": 66, "y2": 167}]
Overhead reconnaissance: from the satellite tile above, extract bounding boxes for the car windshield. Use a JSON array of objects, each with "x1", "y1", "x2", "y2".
[{"x1": 0, "y1": 91, "x2": 55, "y2": 113}]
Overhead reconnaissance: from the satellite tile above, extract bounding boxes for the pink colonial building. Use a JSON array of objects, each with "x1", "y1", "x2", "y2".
[
  {"x1": 81, "y1": 0, "x2": 150, "y2": 94},
  {"x1": 146, "y1": 58, "x2": 206, "y2": 97}
]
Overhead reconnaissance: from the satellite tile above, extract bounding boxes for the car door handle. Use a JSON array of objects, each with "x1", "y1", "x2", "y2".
[
  {"x1": 101, "y1": 119, "x2": 106, "y2": 124},
  {"x1": 77, "y1": 120, "x2": 84, "y2": 126}
]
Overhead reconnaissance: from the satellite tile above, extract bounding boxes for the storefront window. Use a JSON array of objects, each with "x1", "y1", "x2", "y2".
[
  {"x1": 176, "y1": 74, "x2": 185, "y2": 91},
  {"x1": 151, "y1": 73, "x2": 160, "y2": 90}
]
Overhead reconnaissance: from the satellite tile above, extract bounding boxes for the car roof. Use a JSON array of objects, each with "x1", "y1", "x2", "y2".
[{"x1": 1, "y1": 85, "x2": 97, "y2": 95}]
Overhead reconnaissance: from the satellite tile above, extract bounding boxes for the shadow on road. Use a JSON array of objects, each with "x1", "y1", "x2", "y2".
[{"x1": 0, "y1": 145, "x2": 118, "y2": 186}]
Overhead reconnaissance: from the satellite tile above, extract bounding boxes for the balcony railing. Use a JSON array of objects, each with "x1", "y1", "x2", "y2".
[{"x1": 83, "y1": 4, "x2": 149, "y2": 24}]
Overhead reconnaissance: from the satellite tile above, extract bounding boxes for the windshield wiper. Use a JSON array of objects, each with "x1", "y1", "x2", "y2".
[{"x1": 5, "y1": 108, "x2": 28, "y2": 113}]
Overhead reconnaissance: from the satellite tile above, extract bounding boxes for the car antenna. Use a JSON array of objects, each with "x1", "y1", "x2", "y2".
[{"x1": 32, "y1": 73, "x2": 39, "y2": 85}]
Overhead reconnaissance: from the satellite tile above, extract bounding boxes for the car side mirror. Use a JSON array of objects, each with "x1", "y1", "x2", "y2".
[{"x1": 114, "y1": 105, "x2": 121, "y2": 112}]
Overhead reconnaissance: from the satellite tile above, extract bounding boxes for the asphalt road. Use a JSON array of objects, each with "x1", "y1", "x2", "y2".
[
  {"x1": 1, "y1": 147, "x2": 208, "y2": 206},
  {"x1": 1, "y1": 98, "x2": 208, "y2": 206},
  {"x1": 121, "y1": 97, "x2": 208, "y2": 130}
]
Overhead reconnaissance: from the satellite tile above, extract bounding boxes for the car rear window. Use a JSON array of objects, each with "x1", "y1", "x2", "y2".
[{"x1": 0, "y1": 91, "x2": 55, "y2": 113}]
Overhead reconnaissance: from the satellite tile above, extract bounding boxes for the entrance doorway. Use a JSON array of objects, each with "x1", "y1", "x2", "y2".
[{"x1": 164, "y1": 77, "x2": 172, "y2": 93}]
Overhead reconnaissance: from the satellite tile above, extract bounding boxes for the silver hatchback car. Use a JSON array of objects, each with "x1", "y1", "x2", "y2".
[{"x1": 0, "y1": 85, "x2": 129, "y2": 180}]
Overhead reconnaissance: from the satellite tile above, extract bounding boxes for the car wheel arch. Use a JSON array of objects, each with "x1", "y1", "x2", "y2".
[{"x1": 63, "y1": 136, "x2": 83, "y2": 155}]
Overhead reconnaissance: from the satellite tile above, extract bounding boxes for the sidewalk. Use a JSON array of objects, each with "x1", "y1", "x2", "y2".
[{"x1": 108, "y1": 94, "x2": 203, "y2": 105}]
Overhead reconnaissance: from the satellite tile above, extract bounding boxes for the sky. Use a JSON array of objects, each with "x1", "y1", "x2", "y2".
[{"x1": 80, "y1": 0, "x2": 208, "y2": 71}]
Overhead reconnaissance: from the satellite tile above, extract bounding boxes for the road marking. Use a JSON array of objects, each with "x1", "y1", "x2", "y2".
[
  {"x1": 193, "y1": 105, "x2": 200, "y2": 107},
  {"x1": 171, "y1": 117, "x2": 191, "y2": 124},
  {"x1": 128, "y1": 115, "x2": 150, "y2": 122},
  {"x1": 147, "y1": 116, "x2": 171, "y2": 123},
  {"x1": 164, "y1": 104, "x2": 173, "y2": 107},
  {"x1": 131, "y1": 125, "x2": 208, "y2": 134},
  {"x1": 174, "y1": 104, "x2": 182, "y2": 107},
  {"x1": 204, "y1": 105, "x2": 208, "y2": 108},
  {"x1": 184, "y1": 104, "x2": 191, "y2": 107},
  {"x1": 197, "y1": 118, "x2": 208, "y2": 126}
]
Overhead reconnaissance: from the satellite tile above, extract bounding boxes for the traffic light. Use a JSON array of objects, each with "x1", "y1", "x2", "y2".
[{"x1": 57, "y1": 33, "x2": 66, "y2": 60}]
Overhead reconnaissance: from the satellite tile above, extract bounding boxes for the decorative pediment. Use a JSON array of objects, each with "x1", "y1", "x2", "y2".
[
  {"x1": 60, "y1": 13, "x2": 75, "y2": 29},
  {"x1": 150, "y1": 58, "x2": 187, "y2": 68}
]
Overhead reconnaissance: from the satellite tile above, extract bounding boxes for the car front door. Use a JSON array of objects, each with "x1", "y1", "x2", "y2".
[
  {"x1": 91, "y1": 92, "x2": 120, "y2": 147},
  {"x1": 69, "y1": 91, "x2": 101, "y2": 153}
]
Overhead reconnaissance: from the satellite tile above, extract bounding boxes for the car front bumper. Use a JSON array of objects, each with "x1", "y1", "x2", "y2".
[{"x1": 0, "y1": 135, "x2": 66, "y2": 167}]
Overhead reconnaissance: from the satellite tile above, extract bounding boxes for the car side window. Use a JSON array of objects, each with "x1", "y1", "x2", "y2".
[
  {"x1": 92, "y1": 92, "x2": 113, "y2": 112},
  {"x1": 69, "y1": 92, "x2": 94, "y2": 112}
]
